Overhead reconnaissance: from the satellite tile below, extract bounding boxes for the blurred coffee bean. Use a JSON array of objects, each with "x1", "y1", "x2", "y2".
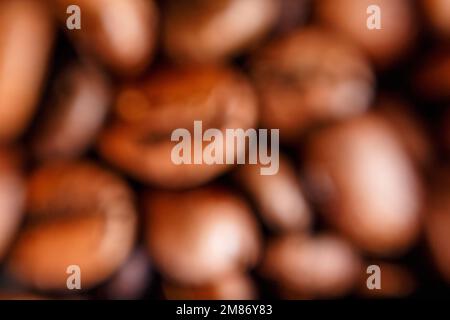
[
  {"x1": 358, "y1": 262, "x2": 416, "y2": 298},
  {"x1": 234, "y1": 154, "x2": 311, "y2": 232},
  {"x1": 98, "y1": 65, "x2": 258, "y2": 188},
  {"x1": 98, "y1": 248, "x2": 151, "y2": 300},
  {"x1": 303, "y1": 114, "x2": 422, "y2": 255},
  {"x1": 376, "y1": 97, "x2": 433, "y2": 169},
  {"x1": 425, "y1": 167, "x2": 450, "y2": 283},
  {"x1": 51, "y1": 0, "x2": 158, "y2": 76},
  {"x1": 414, "y1": 49, "x2": 450, "y2": 102},
  {"x1": 314, "y1": 0, "x2": 416, "y2": 68},
  {"x1": 163, "y1": 272, "x2": 256, "y2": 300},
  {"x1": 260, "y1": 234, "x2": 361, "y2": 298},
  {"x1": 0, "y1": 149, "x2": 25, "y2": 260},
  {"x1": 250, "y1": 27, "x2": 373, "y2": 142},
  {"x1": 421, "y1": 0, "x2": 450, "y2": 38},
  {"x1": 162, "y1": 0, "x2": 279, "y2": 64},
  {"x1": 32, "y1": 63, "x2": 111, "y2": 160},
  {"x1": 7, "y1": 161, "x2": 136, "y2": 291},
  {"x1": 145, "y1": 187, "x2": 261, "y2": 285},
  {"x1": 0, "y1": 0, "x2": 54, "y2": 142}
]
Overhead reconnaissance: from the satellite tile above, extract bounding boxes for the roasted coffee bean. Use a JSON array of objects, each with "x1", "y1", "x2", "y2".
[
  {"x1": 425, "y1": 167, "x2": 450, "y2": 283},
  {"x1": 314, "y1": 0, "x2": 416, "y2": 68},
  {"x1": 376, "y1": 97, "x2": 433, "y2": 169},
  {"x1": 144, "y1": 187, "x2": 261, "y2": 285},
  {"x1": 358, "y1": 262, "x2": 416, "y2": 298},
  {"x1": 0, "y1": 0, "x2": 54, "y2": 142},
  {"x1": 50, "y1": 0, "x2": 158, "y2": 76},
  {"x1": 421, "y1": 0, "x2": 450, "y2": 38},
  {"x1": 415, "y1": 49, "x2": 450, "y2": 102},
  {"x1": 7, "y1": 161, "x2": 137, "y2": 291},
  {"x1": 260, "y1": 234, "x2": 361, "y2": 298},
  {"x1": 0, "y1": 149, "x2": 25, "y2": 260},
  {"x1": 98, "y1": 65, "x2": 258, "y2": 188},
  {"x1": 250, "y1": 27, "x2": 373, "y2": 141},
  {"x1": 162, "y1": 0, "x2": 279, "y2": 64},
  {"x1": 234, "y1": 154, "x2": 311, "y2": 232},
  {"x1": 303, "y1": 114, "x2": 422, "y2": 255},
  {"x1": 163, "y1": 272, "x2": 256, "y2": 300},
  {"x1": 32, "y1": 63, "x2": 111, "y2": 160}
]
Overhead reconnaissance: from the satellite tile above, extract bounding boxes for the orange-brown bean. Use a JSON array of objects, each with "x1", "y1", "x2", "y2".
[
  {"x1": 261, "y1": 234, "x2": 361, "y2": 298},
  {"x1": 50, "y1": 0, "x2": 158, "y2": 76},
  {"x1": 234, "y1": 154, "x2": 311, "y2": 232},
  {"x1": 32, "y1": 63, "x2": 111, "y2": 160},
  {"x1": 0, "y1": 0, "x2": 54, "y2": 142},
  {"x1": 303, "y1": 114, "x2": 422, "y2": 255},
  {"x1": 145, "y1": 187, "x2": 261, "y2": 285},
  {"x1": 98, "y1": 65, "x2": 258, "y2": 188},
  {"x1": 314, "y1": 0, "x2": 416, "y2": 68},
  {"x1": 7, "y1": 161, "x2": 137, "y2": 291},
  {"x1": 163, "y1": 0, "x2": 279, "y2": 64},
  {"x1": 163, "y1": 272, "x2": 256, "y2": 300},
  {"x1": 250, "y1": 27, "x2": 373, "y2": 141}
]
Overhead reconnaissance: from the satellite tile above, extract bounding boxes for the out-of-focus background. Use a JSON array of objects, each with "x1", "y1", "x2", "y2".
[{"x1": 0, "y1": 0, "x2": 449, "y2": 299}]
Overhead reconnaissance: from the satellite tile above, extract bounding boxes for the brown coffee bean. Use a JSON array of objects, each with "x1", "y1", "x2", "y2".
[
  {"x1": 303, "y1": 114, "x2": 422, "y2": 255},
  {"x1": 234, "y1": 154, "x2": 311, "y2": 232},
  {"x1": 7, "y1": 161, "x2": 137, "y2": 291},
  {"x1": 98, "y1": 65, "x2": 258, "y2": 188},
  {"x1": 51, "y1": 0, "x2": 158, "y2": 76},
  {"x1": 314, "y1": 0, "x2": 416, "y2": 68},
  {"x1": 162, "y1": 0, "x2": 279, "y2": 64},
  {"x1": 0, "y1": 149, "x2": 25, "y2": 260},
  {"x1": 415, "y1": 49, "x2": 450, "y2": 102},
  {"x1": 163, "y1": 272, "x2": 256, "y2": 300},
  {"x1": 425, "y1": 167, "x2": 450, "y2": 283},
  {"x1": 144, "y1": 187, "x2": 261, "y2": 285},
  {"x1": 376, "y1": 97, "x2": 433, "y2": 169},
  {"x1": 0, "y1": 0, "x2": 54, "y2": 142},
  {"x1": 358, "y1": 262, "x2": 416, "y2": 298},
  {"x1": 32, "y1": 63, "x2": 111, "y2": 160},
  {"x1": 421, "y1": 0, "x2": 450, "y2": 37},
  {"x1": 260, "y1": 234, "x2": 361, "y2": 298},
  {"x1": 250, "y1": 27, "x2": 373, "y2": 141}
]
